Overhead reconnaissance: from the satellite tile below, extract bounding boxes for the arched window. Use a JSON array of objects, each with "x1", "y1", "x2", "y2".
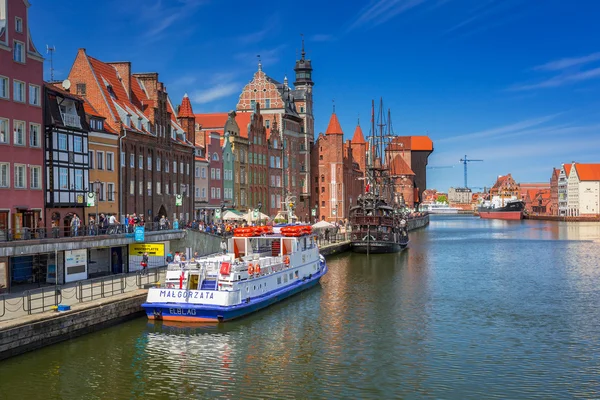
[
  {"x1": 321, "y1": 175, "x2": 325, "y2": 182},
  {"x1": 212, "y1": 153, "x2": 219, "y2": 161}
]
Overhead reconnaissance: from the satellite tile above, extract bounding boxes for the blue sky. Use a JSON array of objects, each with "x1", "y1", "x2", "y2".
[{"x1": 29, "y1": 0, "x2": 600, "y2": 191}]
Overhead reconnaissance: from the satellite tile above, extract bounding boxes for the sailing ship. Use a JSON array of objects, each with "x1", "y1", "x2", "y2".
[{"x1": 349, "y1": 100, "x2": 409, "y2": 254}]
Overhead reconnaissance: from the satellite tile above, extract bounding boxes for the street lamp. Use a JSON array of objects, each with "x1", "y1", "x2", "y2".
[{"x1": 256, "y1": 201, "x2": 262, "y2": 226}]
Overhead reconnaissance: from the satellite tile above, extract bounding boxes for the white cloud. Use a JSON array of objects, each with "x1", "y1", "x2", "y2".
[
  {"x1": 436, "y1": 114, "x2": 561, "y2": 143},
  {"x1": 190, "y1": 83, "x2": 240, "y2": 104},
  {"x1": 509, "y1": 67, "x2": 600, "y2": 91},
  {"x1": 533, "y1": 52, "x2": 600, "y2": 71},
  {"x1": 346, "y1": 0, "x2": 425, "y2": 32}
]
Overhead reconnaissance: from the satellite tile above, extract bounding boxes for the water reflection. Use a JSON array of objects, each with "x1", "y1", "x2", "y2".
[{"x1": 1, "y1": 217, "x2": 600, "y2": 398}]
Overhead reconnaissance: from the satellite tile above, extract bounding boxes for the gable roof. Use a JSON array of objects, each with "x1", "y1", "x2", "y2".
[
  {"x1": 574, "y1": 164, "x2": 600, "y2": 181},
  {"x1": 325, "y1": 113, "x2": 343, "y2": 135},
  {"x1": 564, "y1": 164, "x2": 572, "y2": 176},
  {"x1": 411, "y1": 136, "x2": 433, "y2": 151},
  {"x1": 195, "y1": 113, "x2": 228, "y2": 131}
]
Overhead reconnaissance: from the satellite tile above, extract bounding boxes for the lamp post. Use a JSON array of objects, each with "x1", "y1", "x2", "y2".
[
  {"x1": 256, "y1": 201, "x2": 262, "y2": 226},
  {"x1": 92, "y1": 179, "x2": 101, "y2": 235}
]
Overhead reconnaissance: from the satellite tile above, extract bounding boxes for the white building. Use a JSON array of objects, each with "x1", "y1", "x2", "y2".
[
  {"x1": 565, "y1": 163, "x2": 600, "y2": 217},
  {"x1": 448, "y1": 187, "x2": 472, "y2": 204},
  {"x1": 558, "y1": 164, "x2": 571, "y2": 216}
]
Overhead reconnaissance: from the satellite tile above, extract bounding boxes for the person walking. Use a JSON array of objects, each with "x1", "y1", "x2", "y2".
[
  {"x1": 141, "y1": 252, "x2": 149, "y2": 275},
  {"x1": 71, "y1": 215, "x2": 80, "y2": 237},
  {"x1": 220, "y1": 238, "x2": 228, "y2": 255}
]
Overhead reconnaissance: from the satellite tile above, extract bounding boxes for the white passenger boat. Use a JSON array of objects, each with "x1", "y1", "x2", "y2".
[
  {"x1": 419, "y1": 203, "x2": 461, "y2": 214},
  {"x1": 142, "y1": 225, "x2": 327, "y2": 323}
]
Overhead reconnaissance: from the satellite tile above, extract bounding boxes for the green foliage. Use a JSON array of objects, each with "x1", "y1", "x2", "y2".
[{"x1": 436, "y1": 195, "x2": 448, "y2": 204}]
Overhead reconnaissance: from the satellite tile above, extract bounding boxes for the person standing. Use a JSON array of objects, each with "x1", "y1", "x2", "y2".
[
  {"x1": 220, "y1": 238, "x2": 228, "y2": 255},
  {"x1": 141, "y1": 252, "x2": 149, "y2": 275}
]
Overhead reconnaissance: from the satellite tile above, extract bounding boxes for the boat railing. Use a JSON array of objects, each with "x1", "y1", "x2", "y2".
[
  {"x1": 351, "y1": 216, "x2": 394, "y2": 226},
  {"x1": 350, "y1": 231, "x2": 394, "y2": 242}
]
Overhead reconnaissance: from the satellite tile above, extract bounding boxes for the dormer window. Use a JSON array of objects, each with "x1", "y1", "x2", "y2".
[
  {"x1": 125, "y1": 114, "x2": 131, "y2": 127},
  {"x1": 107, "y1": 84, "x2": 115, "y2": 98},
  {"x1": 137, "y1": 118, "x2": 142, "y2": 130},
  {"x1": 15, "y1": 17, "x2": 23, "y2": 33}
]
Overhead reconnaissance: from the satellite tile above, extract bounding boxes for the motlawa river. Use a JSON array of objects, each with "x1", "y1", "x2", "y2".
[{"x1": 1, "y1": 216, "x2": 600, "y2": 399}]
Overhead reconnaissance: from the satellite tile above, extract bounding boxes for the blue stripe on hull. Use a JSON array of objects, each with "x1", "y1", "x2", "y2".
[{"x1": 143, "y1": 265, "x2": 328, "y2": 322}]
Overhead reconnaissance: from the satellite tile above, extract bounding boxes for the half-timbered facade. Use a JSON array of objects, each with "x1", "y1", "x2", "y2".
[{"x1": 43, "y1": 83, "x2": 89, "y2": 231}]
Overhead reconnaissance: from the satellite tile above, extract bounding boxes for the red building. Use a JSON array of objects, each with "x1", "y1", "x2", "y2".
[
  {"x1": 311, "y1": 112, "x2": 365, "y2": 222},
  {"x1": 0, "y1": 0, "x2": 44, "y2": 235}
]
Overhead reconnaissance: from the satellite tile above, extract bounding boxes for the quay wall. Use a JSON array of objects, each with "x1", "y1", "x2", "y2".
[
  {"x1": 525, "y1": 215, "x2": 600, "y2": 222},
  {"x1": 170, "y1": 229, "x2": 222, "y2": 256},
  {"x1": 320, "y1": 241, "x2": 352, "y2": 257},
  {"x1": 408, "y1": 214, "x2": 430, "y2": 231},
  {"x1": 0, "y1": 291, "x2": 146, "y2": 361}
]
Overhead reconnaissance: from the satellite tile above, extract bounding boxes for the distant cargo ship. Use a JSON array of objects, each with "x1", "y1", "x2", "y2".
[{"x1": 479, "y1": 199, "x2": 525, "y2": 220}]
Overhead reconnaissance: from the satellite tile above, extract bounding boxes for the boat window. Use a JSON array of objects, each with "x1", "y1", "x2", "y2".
[
  {"x1": 289, "y1": 273, "x2": 293, "y2": 280},
  {"x1": 246, "y1": 287, "x2": 249, "y2": 293},
  {"x1": 253, "y1": 285, "x2": 256, "y2": 291},
  {"x1": 294, "y1": 271, "x2": 299, "y2": 279},
  {"x1": 277, "y1": 277, "x2": 282, "y2": 285}
]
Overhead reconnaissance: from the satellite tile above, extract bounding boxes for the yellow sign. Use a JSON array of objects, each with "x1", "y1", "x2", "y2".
[{"x1": 129, "y1": 243, "x2": 165, "y2": 256}]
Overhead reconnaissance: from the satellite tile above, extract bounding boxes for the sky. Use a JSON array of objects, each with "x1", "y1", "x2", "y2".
[{"x1": 28, "y1": 0, "x2": 600, "y2": 191}]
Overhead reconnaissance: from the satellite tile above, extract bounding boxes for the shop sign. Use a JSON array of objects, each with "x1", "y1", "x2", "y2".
[{"x1": 129, "y1": 243, "x2": 165, "y2": 256}]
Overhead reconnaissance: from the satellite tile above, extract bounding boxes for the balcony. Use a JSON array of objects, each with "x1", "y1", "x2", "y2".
[{"x1": 61, "y1": 113, "x2": 82, "y2": 129}]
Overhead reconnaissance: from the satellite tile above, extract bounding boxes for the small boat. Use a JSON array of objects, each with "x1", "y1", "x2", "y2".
[{"x1": 142, "y1": 225, "x2": 327, "y2": 323}]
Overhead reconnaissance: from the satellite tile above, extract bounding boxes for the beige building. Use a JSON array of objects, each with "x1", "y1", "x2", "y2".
[
  {"x1": 84, "y1": 102, "x2": 119, "y2": 224},
  {"x1": 567, "y1": 163, "x2": 600, "y2": 216},
  {"x1": 448, "y1": 187, "x2": 472, "y2": 204}
]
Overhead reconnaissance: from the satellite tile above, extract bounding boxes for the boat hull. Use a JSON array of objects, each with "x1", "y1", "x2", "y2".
[
  {"x1": 479, "y1": 210, "x2": 523, "y2": 220},
  {"x1": 351, "y1": 241, "x2": 407, "y2": 254},
  {"x1": 142, "y1": 264, "x2": 328, "y2": 323}
]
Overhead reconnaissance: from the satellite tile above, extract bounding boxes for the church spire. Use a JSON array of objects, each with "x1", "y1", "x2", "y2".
[{"x1": 294, "y1": 34, "x2": 313, "y2": 88}]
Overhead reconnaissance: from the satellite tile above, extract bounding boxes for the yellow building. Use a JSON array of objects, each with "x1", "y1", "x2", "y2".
[{"x1": 83, "y1": 102, "x2": 120, "y2": 225}]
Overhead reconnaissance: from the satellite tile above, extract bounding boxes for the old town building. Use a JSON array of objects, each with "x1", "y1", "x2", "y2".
[
  {"x1": 43, "y1": 83, "x2": 90, "y2": 233},
  {"x1": 67, "y1": 50, "x2": 194, "y2": 224},
  {"x1": 82, "y1": 98, "x2": 119, "y2": 223},
  {"x1": 311, "y1": 112, "x2": 365, "y2": 222},
  {"x1": 0, "y1": 0, "x2": 44, "y2": 236},
  {"x1": 245, "y1": 106, "x2": 269, "y2": 214},
  {"x1": 564, "y1": 163, "x2": 600, "y2": 217},
  {"x1": 549, "y1": 168, "x2": 559, "y2": 216},
  {"x1": 387, "y1": 136, "x2": 433, "y2": 206},
  {"x1": 558, "y1": 163, "x2": 571, "y2": 216},
  {"x1": 448, "y1": 187, "x2": 472, "y2": 205},
  {"x1": 236, "y1": 56, "x2": 312, "y2": 217}
]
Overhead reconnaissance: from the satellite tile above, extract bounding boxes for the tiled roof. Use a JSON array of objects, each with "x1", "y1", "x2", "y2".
[
  {"x1": 351, "y1": 124, "x2": 366, "y2": 144},
  {"x1": 411, "y1": 136, "x2": 433, "y2": 151},
  {"x1": 388, "y1": 137, "x2": 411, "y2": 151},
  {"x1": 574, "y1": 164, "x2": 600, "y2": 181},
  {"x1": 82, "y1": 99, "x2": 104, "y2": 118},
  {"x1": 195, "y1": 113, "x2": 228, "y2": 130},
  {"x1": 390, "y1": 155, "x2": 415, "y2": 176},
  {"x1": 235, "y1": 112, "x2": 252, "y2": 138},
  {"x1": 178, "y1": 93, "x2": 194, "y2": 118},
  {"x1": 564, "y1": 164, "x2": 572, "y2": 176},
  {"x1": 325, "y1": 113, "x2": 343, "y2": 135}
]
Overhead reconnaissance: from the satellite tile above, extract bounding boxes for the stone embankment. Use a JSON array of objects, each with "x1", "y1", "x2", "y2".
[{"x1": 0, "y1": 291, "x2": 146, "y2": 361}]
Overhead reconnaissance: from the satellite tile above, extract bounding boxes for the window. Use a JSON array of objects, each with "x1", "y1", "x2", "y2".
[
  {"x1": 76, "y1": 83, "x2": 86, "y2": 96},
  {"x1": 14, "y1": 121, "x2": 25, "y2": 145},
  {"x1": 147, "y1": 181, "x2": 152, "y2": 196},
  {"x1": 129, "y1": 154, "x2": 134, "y2": 167},
  {"x1": 130, "y1": 180, "x2": 134, "y2": 195},
  {"x1": 180, "y1": 162, "x2": 183, "y2": 174},
  {"x1": 212, "y1": 153, "x2": 219, "y2": 161},
  {"x1": 250, "y1": 100, "x2": 256, "y2": 110},
  {"x1": 173, "y1": 161, "x2": 177, "y2": 173},
  {"x1": 157, "y1": 181, "x2": 161, "y2": 195},
  {"x1": 73, "y1": 136, "x2": 82, "y2": 152},
  {"x1": 29, "y1": 85, "x2": 40, "y2": 106},
  {"x1": 89, "y1": 151, "x2": 94, "y2": 169},
  {"x1": 165, "y1": 183, "x2": 170, "y2": 195},
  {"x1": 147, "y1": 155, "x2": 152, "y2": 171},
  {"x1": 300, "y1": 106, "x2": 305, "y2": 113},
  {"x1": 0, "y1": 118, "x2": 8, "y2": 143},
  {"x1": 211, "y1": 168, "x2": 215, "y2": 179},
  {"x1": 139, "y1": 155, "x2": 143, "y2": 169},
  {"x1": 108, "y1": 183, "x2": 114, "y2": 201},
  {"x1": 13, "y1": 80, "x2": 24, "y2": 102},
  {"x1": 13, "y1": 41, "x2": 24, "y2": 63},
  {"x1": 15, "y1": 17, "x2": 23, "y2": 33},
  {"x1": 139, "y1": 181, "x2": 143, "y2": 195},
  {"x1": 265, "y1": 99, "x2": 270, "y2": 108},
  {"x1": 75, "y1": 170, "x2": 83, "y2": 190},
  {"x1": 201, "y1": 167, "x2": 206, "y2": 178},
  {"x1": 321, "y1": 201, "x2": 325, "y2": 207},
  {"x1": 216, "y1": 169, "x2": 221, "y2": 180},
  {"x1": 97, "y1": 151, "x2": 104, "y2": 170},
  {"x1": 14, "y1": 164, "x2": 25, "y2": 188},
  {"x1": 157, "y1": 157, "x2": 161, "y2": 171},
  {"x1": 165, "y1": 159, "x2": 170, "y2": 173},
  {"x1": 195, "y1": 187, "x2": 200, "y2": 198},
  {"x1": 217, "y1": 188, "x2": 221, "y2": 199},
  {"x1": 173, "y1": 183, "x2": 177, "y2": 195},
  {"x1": 107, "y1": 152, "x2": 114, "y2": 171},
  {"x1": 0, "y1": 163, "x2": 8, "y2": 187},
  {"x1": 187, "y1": 163, "x2": 190, "y2": 175},
  {"x1": 211, "y1": 187, "x2": 215, "y2": 198},
  {"x1": 58, "y1": 133, "x2": 67, "y2": 150},
  {"x1": 98, "y1": 182, "x2": 105, "y2": 201},
  {"x1": 201, "y1": 187, "x2": 206, "y2": 198},
  {"x1": 0, "y1": 77, "x2": 8, "y2": 99},
  {"x1": 195, "y1": 166, "x2": 199, "y2": 178},
  {"x1": 121, "y1": 151, "x2": 125, "y2": 167}
]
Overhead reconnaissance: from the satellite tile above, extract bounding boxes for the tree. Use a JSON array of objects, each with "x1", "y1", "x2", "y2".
[{"x1": 436, "y1": 194, "x2": 448, "y2": 204}]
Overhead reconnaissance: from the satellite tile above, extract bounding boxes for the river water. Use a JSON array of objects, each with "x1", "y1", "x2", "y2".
[{"x1": 1, "y1": 216, "x2": 600, "y2": 399}]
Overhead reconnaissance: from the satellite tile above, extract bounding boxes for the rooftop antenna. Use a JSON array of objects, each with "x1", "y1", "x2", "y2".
[{"x1": 46, "y1": 45, "x2": 56, "y2": 81}]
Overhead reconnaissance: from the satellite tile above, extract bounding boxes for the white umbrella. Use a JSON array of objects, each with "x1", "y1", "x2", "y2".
[
  {"x1": 245, "y1": 210, "x2": 270, "y2": 222},
  {"x1": 222, "y1": 210, "x2": 244, "y2": 221},
  {"x1": 312, "y1": 220, "x2": 335, "y2": 229}
]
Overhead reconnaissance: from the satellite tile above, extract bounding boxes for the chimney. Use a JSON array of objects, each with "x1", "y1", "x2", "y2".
[{"x1": 107, "y1": 62, "x2": 131, "y2": 100}]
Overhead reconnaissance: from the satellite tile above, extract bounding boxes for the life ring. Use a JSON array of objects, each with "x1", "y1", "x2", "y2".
[
  {"x1": 255, "y1": 265, "x2": 261, "y2": 274},
  {"x1": 284, "y1": 256, "x2": 290, "y2": 265},
  {"x1": 248, "y1": 264, "x2": 254, "y2": 275}
]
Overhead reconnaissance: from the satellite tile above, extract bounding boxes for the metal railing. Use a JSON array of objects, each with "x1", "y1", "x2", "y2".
[
  {"x1": 61, "y1": 112, "x2": 82, "y2": 128},
  {"x1": 0, "y1": 221, "x2": 188, "y2": 243},
  {"x1": 0, "y1": 266, "x2": 167, "y2": 320}
]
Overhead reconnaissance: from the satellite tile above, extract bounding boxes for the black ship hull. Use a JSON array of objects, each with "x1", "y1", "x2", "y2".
[{"x1": 351, "y1": 240, "x2": 408, "y2": 254}]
